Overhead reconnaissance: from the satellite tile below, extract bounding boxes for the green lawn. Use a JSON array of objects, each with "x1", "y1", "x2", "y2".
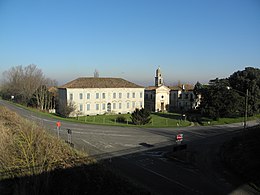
[
  {"x1": 7, "y1": 102, "x2": 190, "y2": 127},
  {"x1": 200, "y1": 115, "x2": 260, "y2": 126},
  {"x1": 74, "y1": 112, "x2": 191, "y2": 128},
  {"x1": 4, "y1": 100, "x2": 260, "y2": 128}
]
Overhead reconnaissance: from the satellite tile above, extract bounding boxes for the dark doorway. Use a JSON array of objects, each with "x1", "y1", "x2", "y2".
[{"x1": 107, "y1": 103, "x2": 111, "y2": 112}]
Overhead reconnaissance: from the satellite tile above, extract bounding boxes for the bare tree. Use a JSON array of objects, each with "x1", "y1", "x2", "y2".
[
  {"x1": 22, "y1": 64, "x2": 44, "y2": 104},
  {"x1": 58, "y1": 101, "x2": 76, "y2": 117},
  {"x1": 2, "y1": 66, "x2": 24, "y2": 101},
  {"x1": 1, "y1": 64, "x2": 56, "y2": 109},
  {"x1": 34, "y1": 78, "x2": 57, "y2": 110}
]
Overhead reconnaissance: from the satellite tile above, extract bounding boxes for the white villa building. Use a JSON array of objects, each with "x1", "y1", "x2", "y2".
[
  {"x1": 58, "y1": 77, "x2": 144, "y2": 116},
  {"x1": 145, "y1": 67, "x2": 200, "y2": 112}
]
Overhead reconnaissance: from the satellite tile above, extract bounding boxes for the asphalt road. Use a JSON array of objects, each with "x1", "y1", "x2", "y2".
[{"x1": 1, "y1": 100, "x2": 259, "y2": 194}]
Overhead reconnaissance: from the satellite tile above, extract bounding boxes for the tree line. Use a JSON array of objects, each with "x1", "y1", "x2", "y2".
[
  {"x1": 1, "y1": 64, "x2": 57, "y2": 111},
  {"x1": 194, "y1": 67, "x2": 260, "y2": 120},
  {"x1": 1, "y1": 65, "x2": 259, "y2": 121}
]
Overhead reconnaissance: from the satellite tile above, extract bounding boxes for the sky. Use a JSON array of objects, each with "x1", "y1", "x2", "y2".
[{"x1": 0, "y1": 0, "x2": 259, "y2": 86}]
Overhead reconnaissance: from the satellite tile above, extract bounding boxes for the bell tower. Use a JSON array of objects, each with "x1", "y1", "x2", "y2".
[{"x1": 155, "y1": 67, "x2": 164, "y2": 87}]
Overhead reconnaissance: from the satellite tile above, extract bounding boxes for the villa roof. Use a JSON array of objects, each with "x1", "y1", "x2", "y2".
[
  {"x1": 145, "y1": 84, "x2": 194, "y2": 91},
  {"x1": 169, "y1": 84, "x2": 194, "y2": 91},
  {"x1": 59, "y1": 77, "x2": 144, "y2": 89},
  {"x1": 145, "y1": 86, "x2": 159, "y2": 90}
]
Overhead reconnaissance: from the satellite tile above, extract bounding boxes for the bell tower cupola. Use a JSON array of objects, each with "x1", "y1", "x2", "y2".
[{"x1": 155, "y1": 67, "x2": 164, "y2": 87}]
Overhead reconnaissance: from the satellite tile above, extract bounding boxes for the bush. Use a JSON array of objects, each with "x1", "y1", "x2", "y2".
[
  {"x1": 116, "y1": 116, "x2": 126, "y2": 123},
  {"x1": 58, "y1": 101, "x2": 76, "y2": 117},
  {"x1": 131, "y1": 108, "x2": 151, "y2": 125}
]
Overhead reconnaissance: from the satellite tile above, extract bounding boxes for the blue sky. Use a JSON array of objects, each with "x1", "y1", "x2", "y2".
[{"x1": 0, "y1": 0, "x2": 259, "y2": 86}]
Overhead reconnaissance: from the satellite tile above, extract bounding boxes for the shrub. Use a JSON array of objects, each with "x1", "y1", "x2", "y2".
[
  {"x1": 116, "y1": 116, "x2": 126, "y2": 123},
  {"x1": 131, "y1": 108, "x2": 151, "y2": 125},
  {"x1": 58, "y1": 101, "x2": 76, "y2": 117}
]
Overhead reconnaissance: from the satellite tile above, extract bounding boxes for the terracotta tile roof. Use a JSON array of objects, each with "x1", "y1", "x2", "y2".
[
  {"x1": 145, "y1": 86, "x2": 159, "y2": 90},
  {"x1": 59, "y1": 77, "x2": 144, "y2": 89},
  {"x1": 169, "y1": 84, "x2": 194, "y2": 91},
  {"x1": 146, "y1": 84, "x2": 194, "y2": 91}
]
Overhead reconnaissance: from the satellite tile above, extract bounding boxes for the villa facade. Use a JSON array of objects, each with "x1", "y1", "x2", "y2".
[{"x1": 58, "y1": 77, "x2": 144, "y2": 116}]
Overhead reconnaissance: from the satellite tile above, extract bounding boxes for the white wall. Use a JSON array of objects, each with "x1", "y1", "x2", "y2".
[
  {"x1": 63, "y1": 88, "x2": 144, "y2": 116},
  {"x1": 154, "y1": 86, "x2": 170, "y2": 112}
]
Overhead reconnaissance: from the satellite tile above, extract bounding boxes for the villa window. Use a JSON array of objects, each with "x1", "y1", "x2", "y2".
[
  {"x1": 79, "y1": 104, "x2": 83, "y2": 111},
  {"x1": 69, "y1": 93, "x2": 73, "y2": 100},
  {"x1": 113, "y1": 103, "x2": 116, "y2": 109},
  {"x1": 86, "y1": 104, "x2": 90, "y2": 111}
]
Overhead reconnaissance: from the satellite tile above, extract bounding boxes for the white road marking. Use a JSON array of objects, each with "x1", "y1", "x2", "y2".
[
  {"x1": 98, "y1": 140, "x2": 114, "y2": 149},
  {"x1": 70, "y1": 131, "x2": 133, "y2": 137},
  {"x1": 134, "y1": 162, "x2": 199, "y2": 193},
  {"x1": 82, "y1": 139, "x2": 100, "y2": 150},
  {"x1": 52, "y1": 128, "x2": 133, "y2": 137}
]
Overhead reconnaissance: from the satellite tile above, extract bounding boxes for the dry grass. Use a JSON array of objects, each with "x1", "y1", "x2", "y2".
[{"x1": 0, "y1": 106, "x2": 94, "y2": 179}]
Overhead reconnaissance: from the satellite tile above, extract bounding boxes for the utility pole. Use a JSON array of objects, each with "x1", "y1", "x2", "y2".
[{"x1": 244, "y1": 89, "x2": 248, "y2": 129}]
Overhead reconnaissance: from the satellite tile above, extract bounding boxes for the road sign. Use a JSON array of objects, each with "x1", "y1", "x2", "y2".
[
  {"x1": 56, "y1": 121, "x2": 61, "y2": 127},
  {"x1": 176, "y1": 134, "x2": 183, "y2": 142}
]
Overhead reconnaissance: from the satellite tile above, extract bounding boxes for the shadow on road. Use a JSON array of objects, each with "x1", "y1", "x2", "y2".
[
  {"x1": 1, "y1": 132, "x2": 257, "y2": 195},
  {"x1": 0, "y1": 162, "x2": 150, "y2": 195}
]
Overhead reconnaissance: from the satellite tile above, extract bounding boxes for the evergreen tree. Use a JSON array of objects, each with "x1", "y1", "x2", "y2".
[{"x1": 131, "y1": 108, "x2": 151, "y2": 125}]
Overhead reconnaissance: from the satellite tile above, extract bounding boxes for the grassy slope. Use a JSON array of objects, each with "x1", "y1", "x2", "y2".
[
  {"x1": 0, "y1": 106, "x2": 150, "y2": 194},
  {"x1": 222, "y1": 125, "x2": 260, "y2": 191}
]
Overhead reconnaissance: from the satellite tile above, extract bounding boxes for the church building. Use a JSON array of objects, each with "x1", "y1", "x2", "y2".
[{"x1": 144, "y1": 67, "x2": 199, "y2": 112}]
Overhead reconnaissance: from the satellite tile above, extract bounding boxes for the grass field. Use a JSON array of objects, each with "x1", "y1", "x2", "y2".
[
  {"x1": 74, "y1": 112, "x2": 191, "y2": 127},
  {"x1": 5, "y1": 100, "x2": 260, "y2": 127}
]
